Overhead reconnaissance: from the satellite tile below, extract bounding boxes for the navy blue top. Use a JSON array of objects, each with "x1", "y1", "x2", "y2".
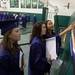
[
  {"x1": 28, "y1": 36, "x2": 50, "y2": 75},
  {"x1": 0, "y1": 45, "x2": 20, "y2": 75}
]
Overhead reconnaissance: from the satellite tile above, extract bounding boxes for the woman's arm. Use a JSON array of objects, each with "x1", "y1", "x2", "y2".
[{"x1": 59, "y1": 25, "x2": 73, "y2": 36}]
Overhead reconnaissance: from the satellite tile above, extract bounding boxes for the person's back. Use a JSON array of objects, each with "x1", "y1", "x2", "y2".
[
  {"x1": 29, "y1": 36, "x2": 42, "y2": 75},
  {"x1": 29, "y1": 36, "x2": 50, "y2": 75}
]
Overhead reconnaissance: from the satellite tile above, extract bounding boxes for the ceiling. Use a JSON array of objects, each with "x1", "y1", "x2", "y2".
[{"x1": 48, "y1": 0, "x2": 75, "y2": 9}]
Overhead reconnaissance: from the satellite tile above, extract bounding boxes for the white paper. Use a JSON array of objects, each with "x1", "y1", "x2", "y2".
[
  {"x1": 46, "y1": 37, "x2": 57, "y2": 60},
  {"x1": 19, "y1": 50, "x2": 23, "y2": 68}
]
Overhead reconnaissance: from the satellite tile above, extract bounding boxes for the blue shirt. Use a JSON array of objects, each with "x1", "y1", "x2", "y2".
[{"x1": 0, "y1": 45, "x2": 20, "y2": 75}]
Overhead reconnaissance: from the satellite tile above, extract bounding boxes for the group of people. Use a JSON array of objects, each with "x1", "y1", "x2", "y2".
[
  {"x1": 0, "y1": 18, "x2": 75, "y2": 75},
  {"x1": 0, "y1": 13, "x2": 30, "y2": 28},
  {"x1": 0, "y1": 13, "x2": 37, "y2": 28},
  {"x1": 28, "y1": 20, "x2": 75, "y2": 75}
]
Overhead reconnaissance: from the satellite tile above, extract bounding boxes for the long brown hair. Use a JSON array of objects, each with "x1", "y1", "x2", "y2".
[
  {"x1": 2, "y1": 29, "x2": 19, "y2": 55},
  {"x1": 45, "y1": 20, "x2": 55, "y2": 35},
  {"x1": 30, "y1": 22, "x2": 45, "y2": 43}
]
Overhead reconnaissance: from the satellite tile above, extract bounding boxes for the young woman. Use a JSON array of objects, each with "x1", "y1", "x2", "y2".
[
  {"x1": 0, "y1": 19, "x2": 24, "y2": 75},
  {"x1": 45, "y1": 20, "x2": 73, "y2": 56},
  {"x1": 45, "y1": 20, "x2": 74, "y2": 75},
  {"x1": 28, "y1": 22, "x2": 51, "y2": 75}
]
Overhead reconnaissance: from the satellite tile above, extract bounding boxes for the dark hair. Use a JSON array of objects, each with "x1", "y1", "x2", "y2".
[
  {"x1": 45, "y1": 20, "x2": 50, "y2": 26},
  {"x1": 45, "y1": 20, "x2": 55, "y2": 35},
  {"x1": 30, "y1": 21, "x2": 46, "y2": 43}
]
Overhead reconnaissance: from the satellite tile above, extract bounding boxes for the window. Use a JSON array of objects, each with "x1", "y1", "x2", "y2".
[
  {"x1": 21, "y1": 0, "x2": 25, "y2": 8},
  {"x1": 32, "y1": 0, "x2": 37, "y2": 8},
  {"x1": 10, "y1": 0, "x2": 19, "y2": 8},
  {"x1": 38, "y1": 0, "x2": 44, "y2": 8},
  {"x1": 26, "y1": 0, "x2": 31, "y2": 8}
]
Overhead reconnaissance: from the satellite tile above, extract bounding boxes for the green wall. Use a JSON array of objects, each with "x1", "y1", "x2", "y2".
[{"x1": 54, "y1": 15, "x2": 70, "y2": 33}]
